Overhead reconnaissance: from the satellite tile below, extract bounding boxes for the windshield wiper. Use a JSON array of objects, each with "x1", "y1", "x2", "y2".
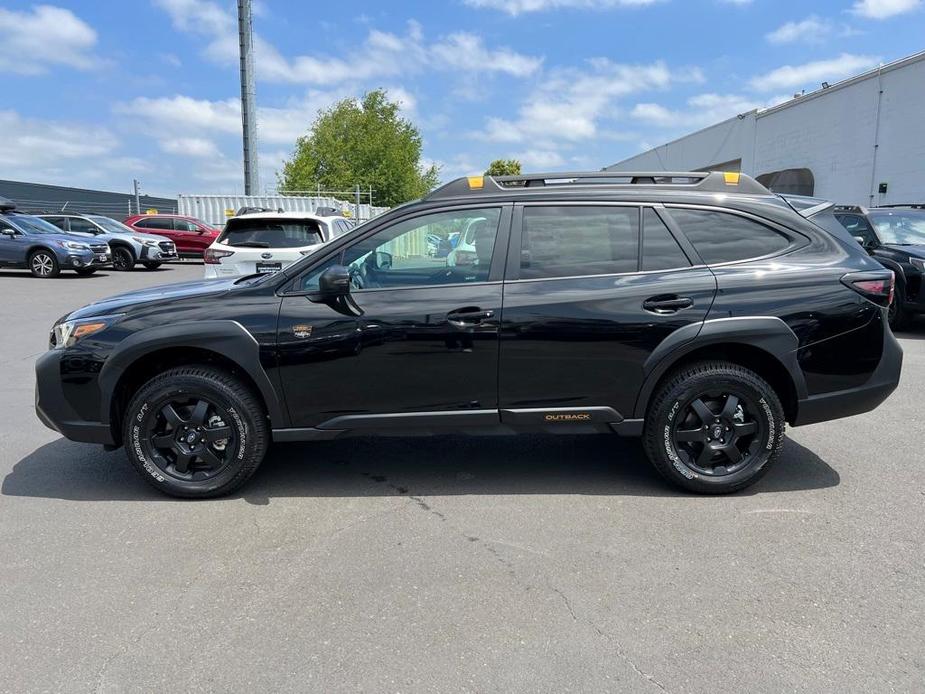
[{"x1": 229, "y1": 241, "x2": 271, "y2": 248}]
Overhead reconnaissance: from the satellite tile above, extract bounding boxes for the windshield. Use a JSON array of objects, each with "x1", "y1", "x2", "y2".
[
  {"x1": 89, "y1": 216, "x2": 136, "y2": 234},
  {"x1": 219, "y1": 219, "x2": 324, "y2": 248},
  {"x1": 868, "y1": 211, "x2": 925, "y2": 245},
  {"x1": 8, "y1": 215, "x2": 65, "y2": 235}
]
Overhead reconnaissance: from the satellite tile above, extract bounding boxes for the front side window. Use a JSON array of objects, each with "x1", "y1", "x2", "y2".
[
  {"x1": 89, "y1": 216, "x2": 135, "y2": 234},
  {"x1": 42, "y1": 216, "x2": 67, "y2": 230},
  {"x1": 667, "y1": 208, "x2": 791, "y2": 265},
  {"x1": 520, "y1": 206, "x2": 638, "y2": 279},
  {"x1": 337, "y1": 208, "x2": 502, "y2": 291},
  {"x1": 220, "y1": 219, "x2": 324, "y2": 249},
  {"x1": 867, "y1": 211, "x2": 925, "y2": 245}
]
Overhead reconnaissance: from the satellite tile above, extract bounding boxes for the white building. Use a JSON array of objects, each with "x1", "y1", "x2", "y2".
[{"x1": 606, "y1": 50, "x2": 925, "y2": 206}]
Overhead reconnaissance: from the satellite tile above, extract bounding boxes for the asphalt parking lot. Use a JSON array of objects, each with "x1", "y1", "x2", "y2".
[{"x1": 0, "y1": 262, "x2": 923, "y2": 693}]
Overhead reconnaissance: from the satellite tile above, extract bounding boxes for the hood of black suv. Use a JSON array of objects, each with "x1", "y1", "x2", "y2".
[
  {"x1": 67, "y1": 277, "x2": 243, "y2": 320},
  {"x1": 882, "y1": 243, "x2": 925, "y2": 258}
]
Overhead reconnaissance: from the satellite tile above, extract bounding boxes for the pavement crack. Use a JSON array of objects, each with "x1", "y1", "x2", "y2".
[{"x1": 593, "y1": 625, "x2": 670, "y2": 692}]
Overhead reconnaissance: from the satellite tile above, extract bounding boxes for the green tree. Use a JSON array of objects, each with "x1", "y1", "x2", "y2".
[
  {"x1": 485, "y1": 159, "x2": 522, "y2": 176},
  {"x1": 278, "y1": 89, "x2": 440, "y2": 207}
]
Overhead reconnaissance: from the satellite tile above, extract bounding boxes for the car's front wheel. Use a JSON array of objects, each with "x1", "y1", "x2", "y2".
[
  {"x1": 111, "y1": 246, "x2": 135, "y2": 271},
  {"x1": 643, "y1": 361, "x2": 785, "y2": 494},
  {"x1": 29, "y1": 249, "x2": 60, "y2": 278},
  {"x1": 123, "y1": 365, "x2": 269, "y2": 498}
]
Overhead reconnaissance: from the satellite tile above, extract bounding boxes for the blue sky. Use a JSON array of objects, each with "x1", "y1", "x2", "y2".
[{"x1": 0, "y1": 0, "x2": 923, "y2": 197}]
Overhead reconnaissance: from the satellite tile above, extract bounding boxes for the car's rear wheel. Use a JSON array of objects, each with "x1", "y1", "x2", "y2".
[
  {"x1": 142, "y1": 261, "x2": 162, "y2": 270},
  {"x1": 111, "y1": 246, "x2": 135, "y2": 271},
  {"x1": 75, "y1": 267, "x2": 97, "y2": 276},
  {"x1": 888, "y1": 283, "x2": 909, "y2": 332},
  {"x1": 643, "y1": 361, "x2": 785, "y2": 494},
  {"x1": 29, "y1": 250, "x2": 60, "y2": 278},
  {"x1": 123, "y1": 365, "x2": 269, "y2": 498}
]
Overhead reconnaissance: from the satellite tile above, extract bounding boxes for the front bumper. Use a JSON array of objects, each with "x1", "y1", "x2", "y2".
[
  {"x1": 35, "y1": 350, "x2": 114, "y2": 445},
  {"x1": 140, "y1": 244, "x2": 178, "y2": 262},
  {"x1": 61, "y1": 250, "x2": 111, "y2": 269},
  {"x1": 792, "y1": 317, "x2": 903, "y2": 426}
]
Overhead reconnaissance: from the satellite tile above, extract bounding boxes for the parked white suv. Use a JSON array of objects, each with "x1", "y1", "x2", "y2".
[{"x1": 203, "y1": 212, "x2": 354, "y2": 279}]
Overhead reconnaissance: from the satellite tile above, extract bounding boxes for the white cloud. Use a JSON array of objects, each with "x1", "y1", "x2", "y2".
[
  {"x1": 156, "y1": 1, "x2": 541, "y2": 83},
  {"x1": 851, "y1": 0, "x2": 921, "y2": 19},
  {"x1": 0, "y1": 110, "x2": 126, "y2": 186},
  {"x1": 463, "y1": 0, "x2": 660, "y2": 14},
  {"x1": 159, "y1": 137, "x2": 222, "y2": 158},
  {"x1": 748, "y1": 53, "x2": 879, "y2": 92},
  {"x1": 766, "y1": 16, "x2": 833, "y2": 44},
  {"x1": 513, "y1": 150, "x2": 566, "y2": 169},
  {"x1": 631, "y1": 93, "x2": 763, "y2": 128},
  {"x1": 0, "y1": 5, "x2": 101, "y2": 75},
  {"x1": 476, "y1": 59, "x2": 702, "y2": 144}
]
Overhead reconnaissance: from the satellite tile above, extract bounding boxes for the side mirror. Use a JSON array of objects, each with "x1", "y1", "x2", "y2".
[
  {"x1": 0, "y1": 228, "x2": 16, "y2": 237},
  {"x1": 318, "y1": 265, "x2": 351, "y2": 297}
]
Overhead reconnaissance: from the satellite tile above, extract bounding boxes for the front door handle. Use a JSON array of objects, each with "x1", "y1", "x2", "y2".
[
  {"x1": 643, "y1": 295, "x2": 694, "y2": 314},
  {"x1": 447, "y1": 307, "x2": 495, "y2": 327}
]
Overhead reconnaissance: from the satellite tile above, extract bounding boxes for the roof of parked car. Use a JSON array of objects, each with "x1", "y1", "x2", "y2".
[{"x1": 230, "y1": 211, "x2": 347, "y2": 222}]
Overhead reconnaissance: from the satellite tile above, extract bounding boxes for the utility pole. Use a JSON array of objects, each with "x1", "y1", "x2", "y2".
[
  {"x1": 237, "y1": 0, "x2": 259, "y2": 195},
  {"x1": 133, "y1": 179, "x2": 140, "y2": 214}
]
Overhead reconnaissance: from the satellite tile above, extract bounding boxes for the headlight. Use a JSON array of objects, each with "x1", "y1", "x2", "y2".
[
  {"x1": 58, "y1": 240, "x2": 89, "y2": 251},
  {"x1": 910, "y1": 257, "x2": 925, "y2": 273},
  {"x1": 51, "y1": 315, "x2": 123, "y2": 349},
  {"x1": 133, "y1": 237, "x2": 158, "y2": 247}
]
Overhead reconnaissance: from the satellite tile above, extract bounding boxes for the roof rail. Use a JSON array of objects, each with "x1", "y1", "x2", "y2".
[
  {"x1": 874, "y1": 203, "x2": 925, "y2": 209},
  {"x1": 425, "y1": 170, "x2": 770, "y2": 201}
]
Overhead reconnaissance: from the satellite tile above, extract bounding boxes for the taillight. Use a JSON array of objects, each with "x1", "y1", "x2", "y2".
[
  {"x1": 841, "y1": 271, "x2": 894, "y2": 307},
  {"x1": 203, "y1": 248, "x2": 234, "y2": 264}
]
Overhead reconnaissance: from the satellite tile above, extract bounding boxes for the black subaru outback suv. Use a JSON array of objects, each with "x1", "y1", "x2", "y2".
[
  {"x1": 35, "y1": 172, "x2": 902, "y2": 498},
  {"x1": 828, "y1": 204, "x2": 925, "y2": 330}
]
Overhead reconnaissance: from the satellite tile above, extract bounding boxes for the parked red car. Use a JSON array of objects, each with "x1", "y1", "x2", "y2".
[{"x1": 123, "y1": 214, "x2": 220, "y2": 258}]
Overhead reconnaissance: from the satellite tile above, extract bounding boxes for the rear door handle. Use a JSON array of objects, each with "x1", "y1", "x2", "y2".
[
  {"x1": 643, "y1": 295, "x2": 694, "y2": 314},
  {"x1": 447, "y1": 307, "x2": 495, "y2": 327}
]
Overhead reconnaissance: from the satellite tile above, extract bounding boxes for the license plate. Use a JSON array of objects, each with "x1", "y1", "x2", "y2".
[
  {"x1": 255, "y1": 262, "x2": 282, "y2": 274},
  {"x1": 97, "y1": 254, "x2": 108, "y2": 262}
]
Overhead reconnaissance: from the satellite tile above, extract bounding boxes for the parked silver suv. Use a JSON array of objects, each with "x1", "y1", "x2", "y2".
[{"x1": 39, "y1": 214, "x2": 177, "y2": 271}]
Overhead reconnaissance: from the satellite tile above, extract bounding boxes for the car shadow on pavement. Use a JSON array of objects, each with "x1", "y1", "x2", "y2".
[{"x1": 2, "y1": 434, "x2": 839, "y2": 503}]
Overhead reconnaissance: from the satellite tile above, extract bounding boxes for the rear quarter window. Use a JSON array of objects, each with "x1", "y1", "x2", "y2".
[{"x1": 667, "y1": 208, "x2": 792, "y2": 264}]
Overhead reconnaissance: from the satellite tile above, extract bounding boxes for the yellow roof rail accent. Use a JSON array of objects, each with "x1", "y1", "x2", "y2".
[
  {"x1": 467, "y1": 176, "x2": 484, "y2": 190},
  {"x1": 723, "y1": 172, "x2": 741, "y2": 185}
]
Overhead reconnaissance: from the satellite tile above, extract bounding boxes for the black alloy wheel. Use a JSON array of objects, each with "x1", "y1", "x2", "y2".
[
  {"x1": 142, "y1": 396, "x2": 236, "y2": 481},
  {"x1": 643, "y1": 361, "x2": 785, "y2": 494},
  {"x1": 671, "y1": 391, "x2": 763, "y2": 477},
  {"x1": 112, "y1": 246, "x2": 135, "y2": 271}
]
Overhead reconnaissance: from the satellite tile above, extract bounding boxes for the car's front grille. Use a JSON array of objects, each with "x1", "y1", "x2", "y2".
[
  {"x1": 159, "y1": 241, "x2": 175, "y2": 253},
  {"x1": 89, "y1": 243, "x2": 109, "y2": 254}
]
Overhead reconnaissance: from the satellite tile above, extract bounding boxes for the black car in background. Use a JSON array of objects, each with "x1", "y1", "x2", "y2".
[
  {"x1": 35, "y1": 172, "x2": 901, "y2": 498},
  {"x1": 829, "y1": 205, "x2": 925, "y2": 330}
]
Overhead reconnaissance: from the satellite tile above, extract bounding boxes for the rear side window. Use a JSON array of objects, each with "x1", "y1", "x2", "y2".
[
  {"x1": 667, "y1": 208, "x2": 791, "y2": 264},
  {"x1": 642, "y1": 208, "x2": 689, "y2": 271},
  {"x1": 520, "y1": 206, "x2": 638, "y2": 279},
  {"x1": 220, "y1": 219, "x2": 324, "y2": 248},
  {"x1": 135, "y1": 217, "x2": 172, "y2": 230}
]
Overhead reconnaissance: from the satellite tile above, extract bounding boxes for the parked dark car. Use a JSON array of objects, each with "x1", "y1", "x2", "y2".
[
  {"x1": 36, "y1": 172, "x2": 901, "y2": 498},
  {"x1": 123, "y1": 214, "x2": 220, "y2": 258},
  {"x1": 0, "y1": 197, "x2": 111, "y2": 277},
  {"x1": 827, "y1": 204, "x2": 925, "y2": 330}
]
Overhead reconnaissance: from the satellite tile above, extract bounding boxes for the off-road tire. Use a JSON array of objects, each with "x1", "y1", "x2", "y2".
[
  {"x1": 643, "y1": 361, "x2": 786, "y2": 494},
  {"x1": 123, "y1": 365, "x2": 269, "y2": 498},
  {"x1": 111, "y1": 246, "x2": 135, "y2": 271}
]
